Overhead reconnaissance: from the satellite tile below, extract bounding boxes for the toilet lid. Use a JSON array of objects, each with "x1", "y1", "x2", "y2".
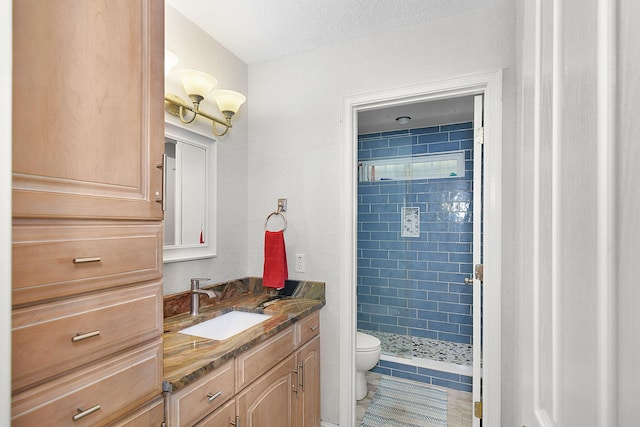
[{"x1": 357, "y1": 332, "x2": 381, "y2": 351}]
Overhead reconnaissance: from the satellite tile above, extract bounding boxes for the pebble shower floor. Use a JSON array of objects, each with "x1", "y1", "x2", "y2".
[{"x1": 362, "y1": 329, "x2": 472, "y2": 366}]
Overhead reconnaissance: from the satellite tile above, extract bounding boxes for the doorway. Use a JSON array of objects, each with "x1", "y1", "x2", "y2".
[{"x1": 339, "y1": 71, "x2": 502, "y2": 426}]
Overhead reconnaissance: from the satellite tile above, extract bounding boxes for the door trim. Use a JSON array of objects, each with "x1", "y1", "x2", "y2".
[{"x1": 340, "y1": 70, "x2": 503, "y2": 426}]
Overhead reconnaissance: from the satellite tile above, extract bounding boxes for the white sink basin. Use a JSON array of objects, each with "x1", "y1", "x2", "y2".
[{"x1": 178, "y1": 311, "x2": 272, "y2": 341}]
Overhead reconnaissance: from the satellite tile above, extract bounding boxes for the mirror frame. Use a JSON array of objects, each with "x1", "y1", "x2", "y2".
[{"x1": 163, "y1": 121, "x2": 217, "y2": 263}]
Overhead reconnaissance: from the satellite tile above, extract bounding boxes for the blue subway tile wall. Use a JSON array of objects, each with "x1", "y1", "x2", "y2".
[{"x1": 357, "y1": 121, "x2": 474, "y2": 346}]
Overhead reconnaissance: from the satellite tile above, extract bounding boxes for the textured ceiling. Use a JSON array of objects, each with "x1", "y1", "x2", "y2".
[{"x1": 165, "y1": 0, "x2": 493, "y2": 64}]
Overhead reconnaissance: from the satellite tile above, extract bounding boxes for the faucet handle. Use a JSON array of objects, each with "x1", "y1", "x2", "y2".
[{"x1": 190, "y1": 277, "x2": 211, "y2": 289}]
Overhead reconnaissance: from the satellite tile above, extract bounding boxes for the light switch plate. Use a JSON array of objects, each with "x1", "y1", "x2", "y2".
[{"x1": 295, "y1": 254, "x2": 305, "y2": 273}]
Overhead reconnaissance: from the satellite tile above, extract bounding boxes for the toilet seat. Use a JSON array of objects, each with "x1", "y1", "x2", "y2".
[{"x1": 357, "y1": 332, "x2": 381, "y2": 352}]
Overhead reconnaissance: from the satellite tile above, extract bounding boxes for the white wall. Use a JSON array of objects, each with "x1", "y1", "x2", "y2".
[
  {"x1": 163, "y1": 6, "x2": 249, "y2": 294},
  {"x1": 0, "y1": 0, "x2": 11, "y2": 422},
  {"x1": 247, "y1": 1, "x2": 517, "y2": 423}
]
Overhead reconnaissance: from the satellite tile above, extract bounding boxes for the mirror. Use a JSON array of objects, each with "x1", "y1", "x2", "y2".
[{"x1": 163, "y1": 121, "x2": 217, "y2": 262}]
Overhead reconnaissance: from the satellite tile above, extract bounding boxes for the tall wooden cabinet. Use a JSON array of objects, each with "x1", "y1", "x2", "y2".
[{"x1": 11, "y1": 1, "x2": 165, "y2": 425}]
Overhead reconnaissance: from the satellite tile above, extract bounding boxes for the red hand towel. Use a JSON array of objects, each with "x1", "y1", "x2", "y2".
[{"x1": 263, "y1": 230, "x2": 288, "y2": 288}]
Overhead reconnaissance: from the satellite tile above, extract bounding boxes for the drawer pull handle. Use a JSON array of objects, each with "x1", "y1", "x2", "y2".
[
  {"x1": 73, "y1": 257, "x2": 101, "y2": 264},
  {"x1": 157, "y1": 154, "x2": 167, "y2": 212},
  {"x1": 310, "y1": 325, "x2": 319, "y2": 331},
  {"x1": 206, "y1": 390, "x2": 222, "y2": 402},
  {"x1": 230, "y1": 415, "x2": 240, "y2": 426},
  {"x1": 71, "y1": 330, "x2": 100, "y2": 342},
  {"x1": 72, "y1": 404, "x2": 101, "y2": 421},
  {"x1": 292, "y1": 368, "x2": 299, "y2": 394},
  {"x1": 299, "y1": 364, "x2": 305, "y2": 390}
]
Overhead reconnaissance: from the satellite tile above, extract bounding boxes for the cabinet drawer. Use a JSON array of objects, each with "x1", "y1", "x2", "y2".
[
  {"x1": 295, "y1": 311, "x2": 320, "y2": 347},
  {"x1": 12, "y1": 338, "x2": 163, "y2": 427},
  {"x1": 110, "y1": 396, "x2": 164, "y2": 427},
  {"x1": 12, "y1": 281, "x2": 162, "y2": 392},
  {"x1": 12, "y1": 221, "x2": 162, "y2": 306},
  {"x1": 194, "y1": 397, "x2": 236, "y2": 427},
  {"x1": 167, "y1": 360, "x2": 235, "y2": 427},
  {"x1": 235, "y1": 327, "x2": 295, "y2": 392}
]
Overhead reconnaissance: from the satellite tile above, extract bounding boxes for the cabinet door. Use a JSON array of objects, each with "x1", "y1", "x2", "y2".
[
  {"x1": 236, "y1": 354, "x2": 298, "y2": 427},
  {"x1": 296, "y1": 336, "x2": 320, "y2": 427},
  {"x1": 195, "y1": 399, "x2": 236, "y2": 427},
  {"x1": 12, "y1": 0, "x2": 164, "y2": 220}
]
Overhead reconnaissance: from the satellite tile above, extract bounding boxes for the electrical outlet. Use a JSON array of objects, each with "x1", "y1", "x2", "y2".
[{"x1": 295, "y1": 254, "x2": 305, "y2": 273}]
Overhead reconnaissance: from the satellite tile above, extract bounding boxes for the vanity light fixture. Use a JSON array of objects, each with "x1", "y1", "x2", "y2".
[{"x1": 164, "y1": 68, "x2": 246, "y2": 137}]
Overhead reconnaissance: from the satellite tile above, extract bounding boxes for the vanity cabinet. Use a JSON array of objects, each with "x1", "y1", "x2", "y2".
[
  {"x1": 166, "y1": 310, "x2": 321, "y2": 427},
  {"x1": 11, "y1": 0, "x2": 165, "y2": 425}
]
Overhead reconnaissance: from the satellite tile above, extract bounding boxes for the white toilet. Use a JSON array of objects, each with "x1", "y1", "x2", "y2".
[{"x1": 355, "y1": 331, "x2": 381, "y2": 400}]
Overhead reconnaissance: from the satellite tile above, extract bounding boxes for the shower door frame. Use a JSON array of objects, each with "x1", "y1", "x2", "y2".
[{"x1": 340, "y1": 70, "x2": 503, "y2": 426}]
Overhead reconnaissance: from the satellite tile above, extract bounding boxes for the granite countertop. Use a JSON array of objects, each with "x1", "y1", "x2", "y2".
[{"x1": 162, "y1": 280, "x2": 325, "y2": 392}]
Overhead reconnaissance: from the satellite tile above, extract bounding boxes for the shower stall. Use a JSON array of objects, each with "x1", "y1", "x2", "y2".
[{"x1": 356, "y1": 109, "x2": 477, "y2": 392}]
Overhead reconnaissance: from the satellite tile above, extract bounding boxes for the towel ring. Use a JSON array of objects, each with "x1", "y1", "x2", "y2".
[{"x1": 264, "y1": 211, "x2": 287, "y2": 232}]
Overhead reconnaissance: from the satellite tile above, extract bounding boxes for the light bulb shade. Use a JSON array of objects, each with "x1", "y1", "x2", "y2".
[
  {"x1": 178, "y1": 69, "x2": 218, "y2": 97},
  {"x1": 210, "y1": 89, "x2": 246, "y2": 114},
  {"x1": 165, "y1": 50, "x2": 179, "y2": 76}
]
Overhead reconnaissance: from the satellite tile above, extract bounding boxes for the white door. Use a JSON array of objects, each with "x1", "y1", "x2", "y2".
[
  {"x1": 472, "y1": 94, "x2": 483, "y2": 427},
  {"x1": 518, "y1": 0, "x2": 621, "y2": 425}
]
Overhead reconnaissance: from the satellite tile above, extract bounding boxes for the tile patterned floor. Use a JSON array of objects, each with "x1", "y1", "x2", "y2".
[
  {"x1": 357, "y1": 371, "x2": 473, "y2": 427},
  {"x1": 360, "y1": 329, "x2": 473, "y2": 366}
]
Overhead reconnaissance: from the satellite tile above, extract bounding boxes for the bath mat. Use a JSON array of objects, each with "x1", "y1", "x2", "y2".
[{"x1": 361, "y1": 376, "x2": 448, "y2": 427}]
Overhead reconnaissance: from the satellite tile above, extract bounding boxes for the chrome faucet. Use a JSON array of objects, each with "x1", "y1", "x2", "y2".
[{"x1": 190, "y1": 277, "x2": 216, "y2": 316}]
